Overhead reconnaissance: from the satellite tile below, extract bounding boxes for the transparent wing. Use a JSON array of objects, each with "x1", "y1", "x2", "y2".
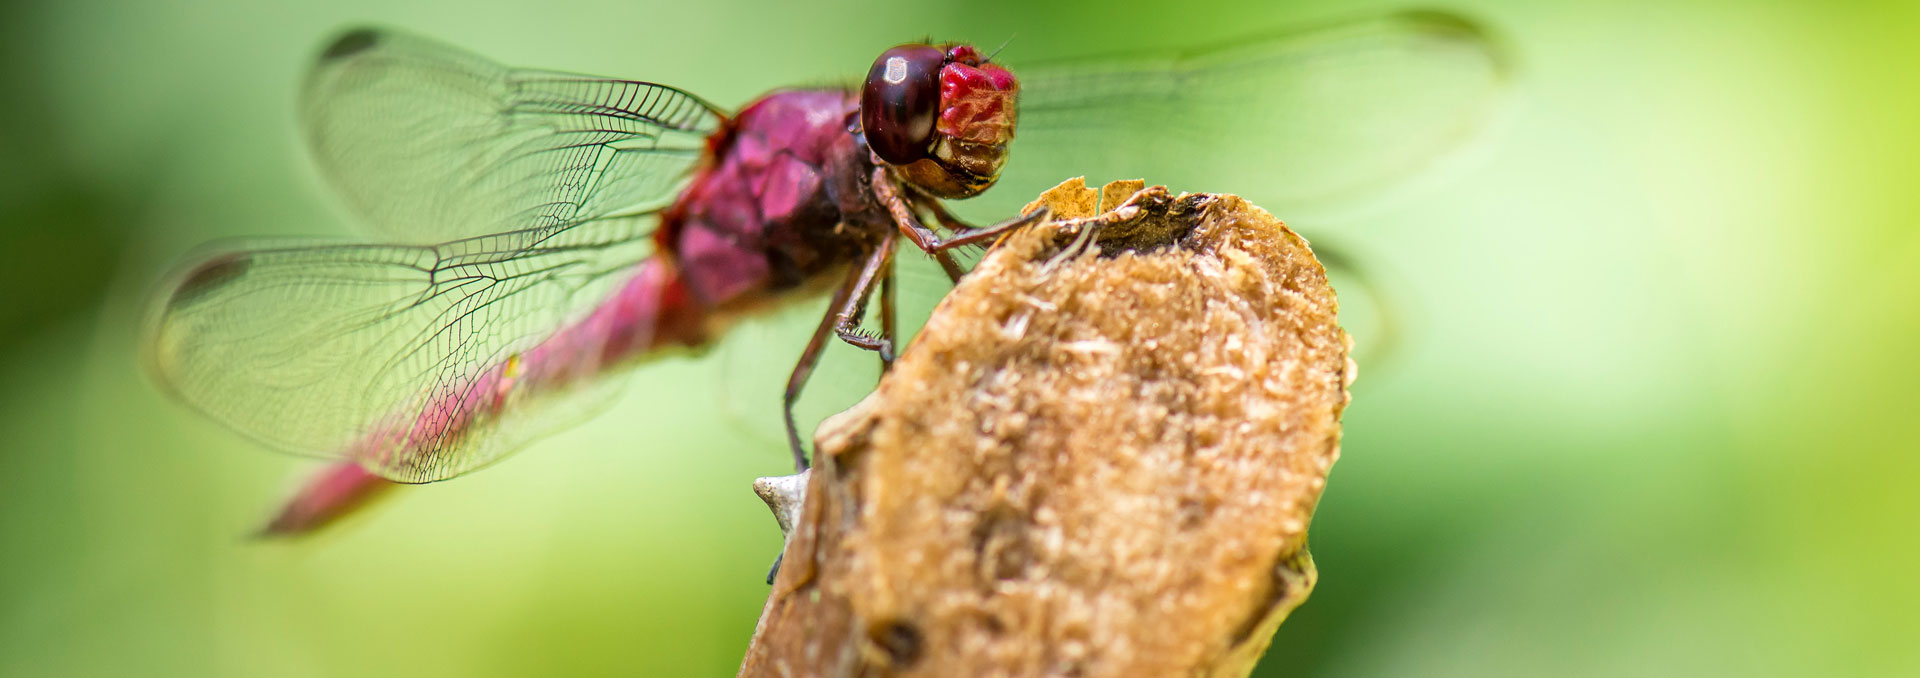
[
  {"x1": 971, "y1": 10, "x2": 1510, "y2": 219},
  {"x1": 300, "y1": 27, "x2": 724, "y2": 243},
  {"x1": 146, "y1": 214, "x2": 661, "y2": 482}
]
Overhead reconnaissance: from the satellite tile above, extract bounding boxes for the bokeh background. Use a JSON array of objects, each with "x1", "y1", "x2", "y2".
[{"x1": 3, "y1": 0, "x2": 1916, "y2": 675}]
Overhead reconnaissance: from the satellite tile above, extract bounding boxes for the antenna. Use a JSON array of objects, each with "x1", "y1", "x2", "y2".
[{"x1": 985, "y1": 33, "x2": 1017, "y2": 63}]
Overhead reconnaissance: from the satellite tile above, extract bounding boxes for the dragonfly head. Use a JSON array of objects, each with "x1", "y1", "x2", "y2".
[{"x1": 861, "y1": 43, "x2": 1018, "y2": 199}]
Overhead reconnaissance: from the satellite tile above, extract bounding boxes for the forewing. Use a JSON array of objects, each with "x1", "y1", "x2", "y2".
[
  {"x1": 300, "y1": 28, "x2": 723, "y2": 243},
  {"x1": 984, "y1": 10, "x2": 1509, "y2": 219},
  {"x1": 147, "y1": 214, "x2": 658, "y2": 482}
]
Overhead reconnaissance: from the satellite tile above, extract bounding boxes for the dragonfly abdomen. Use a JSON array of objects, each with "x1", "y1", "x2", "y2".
[{"x1": 264, "y1": 255, "x2": 718, "y2": 532}]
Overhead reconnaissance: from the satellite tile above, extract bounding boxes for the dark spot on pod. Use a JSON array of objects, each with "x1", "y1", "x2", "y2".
[
  {"x1": 321, "y1": 28, "x2": 381, "y2": 61},
  {"x1": 970, "y1": 505, "x2": 1033, "y2": 582},
  {"x1": 979, "y1": 612, "x2": 1005, "y2": 636},
  {"x1": 869, "y1": 619, "x2": 922, "y2": 667},
  {"x1": 170, "y1": 252, "x2": 251, "y2": 308}
]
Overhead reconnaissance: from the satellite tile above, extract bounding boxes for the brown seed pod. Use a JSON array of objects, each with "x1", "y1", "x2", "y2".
[{"x1": 742, "y1": 178, "x2": 1354, "y2": 678}]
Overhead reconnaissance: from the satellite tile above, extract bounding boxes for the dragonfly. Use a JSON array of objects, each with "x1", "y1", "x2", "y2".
[{"x1": 144, "y1": 10, "x2": 1507, "y2": 535}]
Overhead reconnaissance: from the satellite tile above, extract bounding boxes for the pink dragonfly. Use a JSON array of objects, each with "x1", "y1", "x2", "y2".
[{"x1": 145, "y1": 11, "x2": 1505, "y2": 534}]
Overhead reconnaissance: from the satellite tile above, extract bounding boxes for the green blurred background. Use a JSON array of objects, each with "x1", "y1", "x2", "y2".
[{"x1": 3, "y1": 0, "x2": 1915, "y2": 675}]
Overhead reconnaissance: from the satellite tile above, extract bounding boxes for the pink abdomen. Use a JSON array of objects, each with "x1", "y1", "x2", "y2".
[{"x1": 264, "y1": 257, "x2": 713, "y2": 535}]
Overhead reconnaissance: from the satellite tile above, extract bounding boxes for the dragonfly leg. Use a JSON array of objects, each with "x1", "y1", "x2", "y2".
[
  {"x1": 782, "y1": 265, "x2": 860, "y2": 471},
  {"x1": 917, "y1": 195, "x2": 980, "y2": 233},
  {"x1": 878, "y1": 250, "x2": 898, "y2": 373},
  {"x1": 780, "y1": 237, "x2": 902, "y2": 471},
  {"x1": 912, "y1": 198, "x2": 971, "y2": 284},
  {"x1": 937, "y1": 206, "x2": 1051, "y2": 249},
  {"x1": 830, "y1": 236, "x2": 898, "y2": 364},
  {"x1": 931, "y1": 250, "x2": 967, "y2": 284},
  {"x1": 765, "y1": 552, "x2": 785, "y2": 585},
  {"x1": 872, "y1": 167, "x2": 1050, "y2": 260}
]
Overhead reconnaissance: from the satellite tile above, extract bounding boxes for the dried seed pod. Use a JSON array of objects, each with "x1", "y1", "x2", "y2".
[{"x1": 742, "y1": 178, "x2": 1353, "y2": 678}]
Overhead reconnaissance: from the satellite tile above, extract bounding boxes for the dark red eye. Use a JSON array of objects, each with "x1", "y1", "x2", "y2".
[{"x1": 861, "y1": 44, "x2": 944, "y2": 165}]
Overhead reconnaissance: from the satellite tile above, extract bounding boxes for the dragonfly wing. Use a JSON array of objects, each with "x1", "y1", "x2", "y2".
[
  {"x1": 147, "y1": 214, "x2": 662, "y2": 482},
  {"x1": 983, "y1": 10, "x2": 1510, "y2": 219},
  {"x1": 300, "y1": 28, "x2": 723, "y2": 243}
]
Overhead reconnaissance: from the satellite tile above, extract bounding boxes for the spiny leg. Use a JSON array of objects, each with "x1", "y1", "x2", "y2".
[
  {"x1": 918, "y1": 195, "x2": 980, "y2": 234},
  {"x1": 913, "y1": 196, "x2": 971, "y2": 283},
  {"x1": 931, "y1": 246, "x2": 967, "y2": 283},
  {"x1": 830, "y1": 235, "x2": 897, "y2": 362},
  {"x1": 767, "y1": 241, "x2": 896, "y2": 583},
  {"x1": 781, "y1": 265, "x2": 860, "y2": 471},
  {"x1": 780, "y1": 236, "x2": 903, "y2": 471},
  {"x1": 915, "y1": 182, "x2": 1045, "y2": 247},
  {"x1": 936, "y1": 208, "x2": 1052, "y2": 249},
  {"x1": 872, "y1": 166, "x2": 1050, "y2": 260}
]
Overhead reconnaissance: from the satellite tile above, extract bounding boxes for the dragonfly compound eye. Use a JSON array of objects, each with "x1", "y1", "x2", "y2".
[{"x1": 862, "y1": 44, "x2": 945, "y2": 165}]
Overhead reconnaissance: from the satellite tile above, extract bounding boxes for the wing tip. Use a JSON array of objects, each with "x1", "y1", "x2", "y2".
[
  {"x1": 168, "y1": 251, "x2": 253, "y2": 309},
  {"x1": 319, "y1": 27, "x2": 383, "y2": 62},
  {"x1": 1389, "y1": 8, "x2": 1517, "y2": 81},
  {"x1": 141, "y1": 251, "x2": 252, "y2": 397}
]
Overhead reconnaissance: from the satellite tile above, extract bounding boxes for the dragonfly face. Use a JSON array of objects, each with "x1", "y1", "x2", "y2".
[{"x1": 861, "y1": 43, "x2": 1019, "y2": 199}]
